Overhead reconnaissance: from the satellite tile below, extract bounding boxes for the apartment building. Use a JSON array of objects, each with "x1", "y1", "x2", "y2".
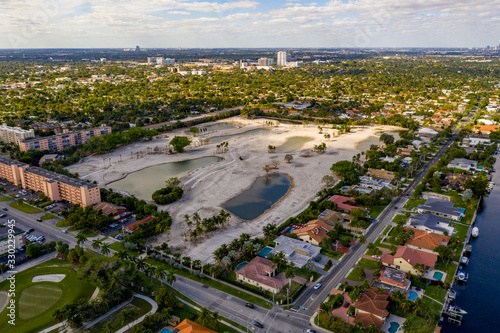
[
  {"x1": 0, "y1": 156, "x2": 100, "y2": 207},
  {"x1": 0, "y1": 124, "x2": 35, "y2": 145},
  {"x1": 19, "y1": 124, "x2": 112, "y2": 152}
]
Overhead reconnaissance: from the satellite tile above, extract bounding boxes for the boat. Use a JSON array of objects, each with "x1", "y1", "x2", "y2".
[
  {"x1": 472, "y1": 227, "x2": 479, "y2": 238},
  {"x1": 448, "y1": 290, "x2": 457, "y2": 301},
  {"x1": 457, "y1": 271, "x2": 468, "y2": 281},
  {"x1": 465, "y1": 244, "x2": 473, "y2": 254},
  {"x1": 448, "y1": 305, "x2": 468, "y2": 315},
  {"x1": 460, "y1": 256, "x2": 469, "y2": 265}
]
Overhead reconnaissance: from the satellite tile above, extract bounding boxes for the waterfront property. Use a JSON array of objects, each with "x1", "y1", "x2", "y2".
[
  {"x1": 235, "y1": 256, "x2": 288, "y2": 294},
  {"x1": 416, "y1": 198, "x2": 465, "y2": 221},
  {"x1": 291, "y1": 219, "x2": 332, "y2": 245},
  {"x1": 318, "y1": 209, "x2": 353, "y2": 225},
  {"x1": 123, "y1": 216, "x2": 154, "y2": 233},
  {"x1": 270, "y1": 235, "x2": 321, "y2": 268},
  {"x1": 373, "y1": 267, "x2": 411, "y2": 294},
  {"x1": 381, "y1": 246, "x2": 437, "y2": 276},
  {"x1": 407, "y1": 214, "x2": 454, "y2": 235},
  {"x1": 353, "y1": 289, "x2": 390, "y2": 329},
  {"x1": 92, "y1": 201, "x2": 127, "y2": 218},
  {"x1": 0, "y1": 156, "x2": 101, "y2": 207},
  {"x1": 404, "y1": 228, "x2": 450, "y2": 254}
]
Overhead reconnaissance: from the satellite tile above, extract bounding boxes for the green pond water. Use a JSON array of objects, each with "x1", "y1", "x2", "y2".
[
  {"x1": 276, "y1": 136, "x2": 314, "y2": 153},
  {"x1": 208, "y1": 128, "x2": 269, "y2": 144},
  {"x1": 108, "y1": 156, "x2": 223, "y2": 200},
  {"x1": 224, "y1": 174, "x2": 291, "y2": 220}
]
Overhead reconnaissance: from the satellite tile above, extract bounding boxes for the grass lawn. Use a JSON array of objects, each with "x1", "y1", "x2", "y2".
[
  {"x1": 358, "y1": 258, "x2": 380, "y2": 271},
  {"x1": 435, "y1": 260, "x2": 458, "y2": 284},
  {"x1": 450, "y1": 222, "x2": 469, "y2": 240},
  {"x1": 369, "y1": 205, "x2": 387, "y2": 219},
  {"x1": 55, "y1": 219, "x2": 72, "y2": 227},
  {"x1": 109, "y1": 242, "x2": 140, "y2": 257},
  {"x1": 0, "y1": 194, "x2": 14, "y2": 201},
  {"x1": 10, "y1": 200, "x2": 43, "y2": 214},
  {"x1": 422, "y1": 295, "x2": 444, "y2": 315},
  {"x1": 0, "y1": 262, "x2": 95, "y2": 333},
  {"x1": 40, "y1": 213, "x2": 56, "y2": 220},
  {"x1": 424, "y1": 285, "x2": 447, "y2": 303},
  {"x1": 321, "y1": 248, "x2": 344, "y2": 260},
  {"x1": 382, "y1": 225, "x2": 392, "y2": 236},
  {"x1": 77, "y1": 229, "x2": 98, "y2": 238},
  {"x1": 392, "y1": 214, "x2": 408, "y2": 224},
  {"x1": 88, "y1": 296, "x2": 152, "y2": 333},
  {"x1": 346, "y1": 267, "x2": 366, "y2": 281},
  {"x1": 374, "y1": 237, "x2": 394, "y2": 250},
  {"x1": 404, "y1": 198, "x2": 426, "y2": 210}
]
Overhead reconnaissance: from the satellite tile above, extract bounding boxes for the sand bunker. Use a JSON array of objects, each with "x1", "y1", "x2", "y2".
[{"x1": 32, "y1": 274, "x2": 66, "y2": 283}]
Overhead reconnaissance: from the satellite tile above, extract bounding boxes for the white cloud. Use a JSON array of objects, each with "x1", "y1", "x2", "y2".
[{"x1": 168, "y1": 11, "x2": 191, "y2": 15}]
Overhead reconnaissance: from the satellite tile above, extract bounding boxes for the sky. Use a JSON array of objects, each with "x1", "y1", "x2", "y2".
[{"x1": 1, "y1": 0, "x2": 499, "y2": 49}]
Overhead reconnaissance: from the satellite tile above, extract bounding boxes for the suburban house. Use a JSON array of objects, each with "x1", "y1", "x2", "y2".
[
  {"x1": 359, "y1": 175, "x2": 394, "y2": 190},
  {"x1": 270, "y1": 235, "x2": 321, "y2": 268},
  {"x1": 235, "y1": 256, "x2": 287, "y2": 294},
  {"x1": 341, "y1": 184, "x2": 374, "y2": 195},
  {"x1": 93, "y1": 201, "x2": 127, "y2": 218},
  {"x1": 407, "y1": 213, "x2": 454, "y2": 235},
  {"x1": 366, "y1": 168, "x2": 395, "y2": 181},
  {"x1": 353, "y1": 289, "x2": 390, "y2": 329},
  {"x1": 442, "y1": 173, "x2": 472, "y2": 191},
  {"x1": 381, "y1": 246, "x2": 438, "y2": 276},
  {"x1": 416, "y1": 198, "x2": 465, "y2": 221},
  {"x1": 173, "y1": 319, "x2": 217, "y2": 333},
  {"x1": 404, "y1": 228, "x2": 450, "y2": 254},
  {"x1": 473, "y1": 124, "x2": 499, "y2": 134},
  {"x1": 292, "y1": 219, "x2": 332, "y2": 246},
  {"x1": 447, "y1": 158, "x2": 478, "y2": 171},
  {"x1": 123, "y1": 216, "x2": 154, "y2": 233},
  {"x1": 328, "y1": 195, "x2": 358, "y2": 212},
  {"x1": 462, "y1": 134, "x2": 491, "y2": 147},
  {"x1": 318, "y1": 209, "x2": 353, "y2": 225},
  {"x1": 372, "y1": 267, "x2": 411, "y2": 293}
]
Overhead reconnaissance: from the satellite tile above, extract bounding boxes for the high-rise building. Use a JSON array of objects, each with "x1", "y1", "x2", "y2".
[
  {"x1": 277, "y1": 51, "x2": 289, "y2": 67},
  {"x1": 135, "y1": 45, "x2": 141, "y2": 52},
  {"x1": 0, "y1": 124, "x2": 35, "y2": 145},
  {"x1": 258, "y1": 58, "x2": 274, "y2": 66}
]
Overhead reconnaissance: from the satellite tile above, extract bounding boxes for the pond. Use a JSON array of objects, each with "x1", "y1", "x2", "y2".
[
  {"x1": 108, "y1": 156, "x2": 223, "y2": 200},
  {"x1": 224, "y1": 174, "x2": 291, "y2": 220},
  {"x1": 208, "y1": 128, "x2": 269, "y2": 144},
  {"x1": 186, "y1": 122, "x2": 238, "y2": 134},
  {"x1": 356, "y1": 130, "x2": 405, "y2": 152},
  {"x1": 276, "y1": 136, "x2": 314, "y2": 153}
]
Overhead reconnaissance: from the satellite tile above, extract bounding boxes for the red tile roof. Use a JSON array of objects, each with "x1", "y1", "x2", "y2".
[
  {"x1": 404, "y1": 228, "x2": 450, "y2": 252},
  {"x1": 175, "y1": 319, "x2": 217, "y2": 333},
  {"x1": 123, "y1": 216, "x2": 154, "y2": 232},
  {"x1": 292, "y1": 219, "x2": 332, "y2": 243},
  {"x1": 354, "y1": 312, "x2": 385, "y2": 329},
  {"x1": 328, "y1": 195, "x2": 358, "y2": 211},
  {"x1": 235, "y1": 257, "x2": 287, "y2": 291},
  {"x1": 354, "y1": 289, "x2": 389, "y2": 319},
  {"x1": 381, "y1": 245, "x2": 437, "y2": 268}
]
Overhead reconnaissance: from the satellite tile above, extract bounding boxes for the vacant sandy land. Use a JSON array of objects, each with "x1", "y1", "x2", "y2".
[
  {"x1": 32, "y1": 274, "x2": 66, "y2": 283},
  {"x1": 68, "y1": 118, "x2": 404, "y2": 262}
]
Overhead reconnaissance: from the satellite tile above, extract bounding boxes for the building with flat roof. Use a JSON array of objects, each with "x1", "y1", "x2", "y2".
[
  {"x1": 270, "y1": 235, "x2": 321, "y2": 268},
  {"x1": 277, "y1": 51, "x2": 289, "y2": 67},
  {"x1": 416, "y1": 198, "x2": 465, "y2": 221},
  {"x1": 0, "y1": 156, "x2": 100, "y2": 207},
  {"x1": 19, "y1": 124, "x2": 112, "y2": 152},
  {"x1": 0, "y1": 124, "x2": 35, "y2": 145}
]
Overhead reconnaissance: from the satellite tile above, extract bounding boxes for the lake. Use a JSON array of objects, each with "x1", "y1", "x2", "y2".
[
  {"x1": 108, "y1": 156, "x2": 223, "y2": 200},
  {"x1": 224, "y1": 174, "x2": 291, "y2": 220},
  {"x1": 276, "y1": 136, "x2": 314, "y2": 153}
]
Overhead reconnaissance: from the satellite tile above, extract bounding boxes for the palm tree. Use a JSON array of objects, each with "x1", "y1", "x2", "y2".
[
  {"x1": 91, "y1": 238, "x2": 102, "y2": 252},
  {"x1": 145, "y1": 264, "x2": 155, "y2": 285},
  {"x1": 114, "y1": 250, "x2": 129, "y2": 261},
  {"x1": 52, "y1": 308, "x2": 65, "y2": 323},
  {"x1": 102, "y1": 321, "x2": 113, "y2": 333},
  {"x1": 413, "y1": 297, "x2": 424, "y2": 316},
  {"x1": 391, "y1": 290, "x2": 404, "y2": 306},
  {"x1": 76, "y1": 233, "x2": 87, "y2": 247},
  {"x1": 183, "y1": 214, "x2": 192, "y2": 227},
  {"x1": 271, "y1": 251, "x2": 286, "y2": 269},
  {"x1": 100, "y1": 243, "x2": 110, "y2": 255},
  {"x1": 155, "y1": 266, "x2": 166, "y2": 284},
  {"x1": 210, "y1": 311, "x2": 220, "y2": 330},
  {"x1": 199, "y1": 307, "x2": 212, "y2": 328},
  {"x1": 166, "y1": 271, "x2": 176, "y2": 286},
  {"x1": 401, "y1": 299, "x2": 412, "y2": 312},
  {"x1": 285, "y1": 267, "x2": 296, "y2": 288}
]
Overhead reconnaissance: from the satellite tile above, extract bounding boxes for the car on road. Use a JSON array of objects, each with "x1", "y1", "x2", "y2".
[
  {"x1": 343, "y1": 301, "x2": 350, "y2": 308},
  {"x1": 36, "y1": 218, "x2": 42, "y2": 222},
  {"x1": 27, "y1": 228, "x2": 34, "y2": 233},
  {"x1": 114, "y1": 235, "x2": 123, "y2": 240},
  {"x1": 109, "y1": 223, "x2": 118, "y2": 228},
  {"x1": 307, "y1": 329, "x2": 317, "y2": 333},
  {"x1": 314, "y1": 283, "x2": 322, "y2": 290},
  {"x1": 245, "y1": 303, "x2": 255, "y2": 309},
  {"x1": 393, "y1": 206, "x2": 398, "y2": 209},
  {"x1": 2, "y1": 208, "x2": 7, "y2": 211},
  {"x1": 62, "y1": 229, "x2": 68, "y2": 233},
  {"x1": 253, "y1": 321, "x2": 264, "y2": 329},
  {"x1": 0, "y1": 213, "x2": 6, "y2": 218}
]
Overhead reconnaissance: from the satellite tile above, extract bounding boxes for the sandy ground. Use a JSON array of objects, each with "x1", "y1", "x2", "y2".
[
  {"x1": 68, "y1": 117, "x2": 405, "y2": 263},
  {"x1": 32, "y1": 274, "x2": 66, "y2": 283}
]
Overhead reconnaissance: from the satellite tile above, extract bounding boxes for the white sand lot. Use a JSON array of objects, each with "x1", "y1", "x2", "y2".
[
  {"x1": 68, "y1": 117, "x2": 405, "y2": 262},
  {"x1": 32, "y1": 274, "x2": 66, "y2": 283}
]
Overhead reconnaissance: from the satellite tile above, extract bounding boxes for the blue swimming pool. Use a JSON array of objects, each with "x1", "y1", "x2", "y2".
[
  {"x1": 433, "y1": 271, "x2": 444, "y2": 280},
  {"x1": 258, "y1": 246, "x2": 273, "y2": 258},
  {"x1": 407, "y1": 291, "x2": 418, "y2": 301},
  {"x1": 287, "y1": 228, "x2": 295, "y2": 233},
  {"x1": 236, "y1": 261, "x2": 248, "y2": 270},
  {"x1": 388, "y1": 322, "x2": 400, "y2": 333},
  {"x1": 160, "y1": 329, "x2": 172, "y2": 333}
]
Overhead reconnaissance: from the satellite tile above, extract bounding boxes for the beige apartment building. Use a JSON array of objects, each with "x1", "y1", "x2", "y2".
[
  {"x1": 0, "y1": 156, "x2": 100, "y2": 207},
  {"x1": 0, "y1": 124, "x2": 35, "y2": 145},
  {"x1": 19, "y1": 124, "x2": 112, "y2": 152}
]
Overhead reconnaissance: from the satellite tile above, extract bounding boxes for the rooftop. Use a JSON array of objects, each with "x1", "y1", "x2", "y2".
[
  {"x1": 354, "y1": 289, "x2": 390, "y2": 319},
  {"x1": 0, "y1": 155, "x2": 28, "y2": 168},
  {"x1": 382, "y1": 245, "x2": 437, "y2": 268},
  {"x1": 0, "y1": 225, "x2": 23, "y2": 241},
  {"x1": 328, "y1": 195, "x2": 358, "y2": 211},
  {"x1": 235, "y1": 256, "x2": 287, "y2": 291},
  {"x1": 271, "y1": 235, "x2": 321, "y2": 268},
  {"x1": 292, "y1": 219, "x2": 332, "y2": 244},
  {"x1": 405, "y1": 227, "x2": 450, "y2": 251},
  {"x1": 416, "y1": 198, "x2": 464, "y2": 217},
  {"x1": 25, "y1": 166, "x2": 99, "y2": 189}
]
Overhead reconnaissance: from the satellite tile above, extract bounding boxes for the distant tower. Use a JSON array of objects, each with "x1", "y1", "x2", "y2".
[
  {"x1": 277, "y1": 51, "x2": 289, "y2": 67},
  {"x1": 135, "y1": 45, "x2": 141, "y2": 52}
]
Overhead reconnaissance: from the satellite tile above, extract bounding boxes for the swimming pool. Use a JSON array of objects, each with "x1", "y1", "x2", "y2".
[
  {"x1": 287, "y1": 228, "x2": 295, "y2": 233},
  {"x1": 433, "y1": 271, "x2": 444, "y2": 280},
  {"x1": 258, "y1": 246, "x2": 273, "y2": 258},
  {"x1": 388, "y1": 322, "x2": 400, "y2": 333},
  {"x1": 407, "y1": 291, "x2": 418, "y2": 301},
  {"x1": 160, "y1": 329, "x2": 172, "y2": 333},
  {"x1": 236, "y1": 261, "x2": 248, "y2": 270}
]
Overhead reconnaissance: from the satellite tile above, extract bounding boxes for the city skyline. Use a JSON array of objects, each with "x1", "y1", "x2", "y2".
[{"x1": 1, "y1": 0, "x2": 500, "y2": 49}]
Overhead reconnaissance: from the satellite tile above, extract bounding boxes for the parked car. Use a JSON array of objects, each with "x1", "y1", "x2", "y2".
[
  {"x1": 27, "y1": 228, "x2": 34, "y2": 233},
  {"x1": 343, "y1": 302, "x2": 350, "y2": 308},
  {"x1": 245, "y1": 303, "x2": 255, "y2": 309},
  {"x1": 314, "y1": 283, "x2": 322, "y2": 290},
  {"x1": 2, "y1": 208, "x2": 7, "y2": 211},
  {"x1": 253, "y1": 321, "x2": 264, "y2": 329},
  {"x1": 36, "y1": 218, "x2": 42, "y2": 222},
  {"x1": 307, "y1": 329, "x2": 317, "y2": 333},
  {"x1": 62, "y1": 230, "x2": 68, "y2": 234},
  {"x1": 0, "y1": 213, "x2": 6, "y2": 218}
]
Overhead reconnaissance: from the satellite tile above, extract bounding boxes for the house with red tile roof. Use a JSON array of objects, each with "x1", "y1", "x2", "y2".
[
  {"x1": 404, "y1": 228, "x2": 450, "y2": 254},
  {"x1": 474, "y1": 124, "x2": 499, "y2": 134},
  {"x1": 328, "y1": 195, "x2": 358, "y2": 212},
  {"x1": 174, "y1": 319, "x2": 217, "y2": 333},
  {"x1": 123, "y1": 216, "x2": 154, "y2": 233},
  {"x1": 235, "y1": 257, "x2": 288, "y2": 294},
  {"x1": 353, "y1": 289, "x2": 390, "y2": 329},
  {"x1": 376, "y1": 267, "x2": 411, "y2": 292},
  {"x1": 292, "y1": 219, "x2": 332, "y2": 246},
  {"x1": 381, "y1": 245, "x2": 437, "y2": 276}
]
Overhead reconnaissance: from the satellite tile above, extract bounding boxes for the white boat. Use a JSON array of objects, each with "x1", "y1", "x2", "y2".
[
  {"x1": 472, "y1": 227, "x2": 479, "y2": 238},
  {"x1": 448, "y1": 305, "x2": 468, "y2": 315},
  {"x1": 460, "y1": 256, "x2": 469, "y2": 265},
  {"x1": 458, "y1": 272, "x2": 468, "y2": 281}
]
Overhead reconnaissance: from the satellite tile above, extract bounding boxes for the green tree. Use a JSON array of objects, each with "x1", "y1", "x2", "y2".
[{"x1": 169, "y1": 136, "x2": 191, "y2": 153}]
